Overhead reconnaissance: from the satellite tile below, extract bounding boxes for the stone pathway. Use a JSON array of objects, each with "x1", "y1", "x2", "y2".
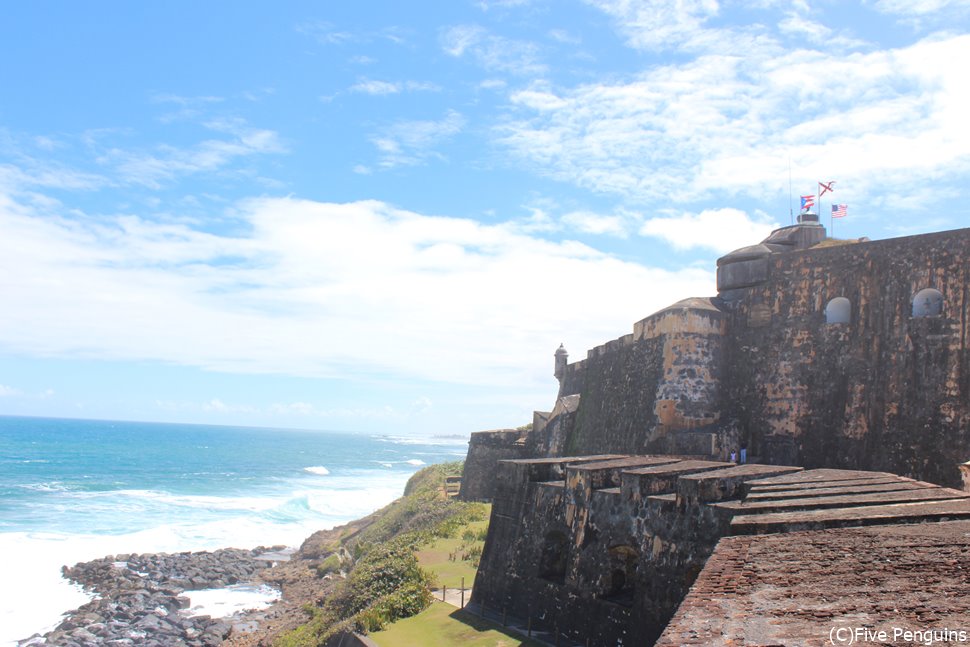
[{"x1": 431, "y1": 586, "x2": 471, "y2": 608}]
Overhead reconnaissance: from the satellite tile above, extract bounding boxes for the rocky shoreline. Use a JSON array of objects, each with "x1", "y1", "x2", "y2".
[{"x1": 19, "y1": 547, "x2": 286, "y2": 647}]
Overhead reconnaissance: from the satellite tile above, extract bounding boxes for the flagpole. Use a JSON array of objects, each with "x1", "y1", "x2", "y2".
[
  {"x1": 789, "y1": 156, "x2": 793, "y2": 226},
  {"x1": 830, "y1": 201, "x2": 834, "y2": 238},
  {"x1": 816, "y1": 183, "x2": 820, "y2": 231}
]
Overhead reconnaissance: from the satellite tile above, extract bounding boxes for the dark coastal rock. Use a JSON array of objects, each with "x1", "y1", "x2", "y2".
[{"x1": 24, "y1": 547, "x2": 284, "y2": 647}]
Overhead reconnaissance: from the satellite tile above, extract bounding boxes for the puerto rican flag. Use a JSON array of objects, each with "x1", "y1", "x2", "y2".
[
  {"x1": 832, "y1": 204, "x2": 848, "y2": 219},
  {"x1": 800, "y1": 195, "x2": 815, "y2": 211}
]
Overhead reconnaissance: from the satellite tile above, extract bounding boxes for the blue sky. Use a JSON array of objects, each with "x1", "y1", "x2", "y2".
[{"x1": 1, "y1": 0, "x2": 968, "y2": 435}]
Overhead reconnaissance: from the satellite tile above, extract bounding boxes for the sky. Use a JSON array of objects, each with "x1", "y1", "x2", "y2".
[{"x1": 1, "y1": 1, "x2": 969, "y2": 436}]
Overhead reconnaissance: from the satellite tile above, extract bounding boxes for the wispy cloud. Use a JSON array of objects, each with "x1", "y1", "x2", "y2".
[
  {"x1": 496, "y1": 32, "x2": 970, "y2": 210},
  {"x1": 0, "y1": 384, "x2": 22, "y2": 397},
  {"x1": 103, "y1": 119, "x2": 286, "y2": 189},
  {"x1": 477, "y1": 0, "x2": 533, "y2": 10},
  {"x1": 548, "y1": 28, "x2": 581, "y2": 45},
  {"x1": 350, "y1": 78, "x2": 441, "y2": 95},
  {"x1": 584, "y1": 0, "x2": 748, "y2": 53},
  {"x1": 873, "y1": 0, "x2": 970, "y2": 16},
  {"x1": 441, "y1": 24, "x2": 546, "y2": 75},
  {"x1": 295, "y1": 20, "x2": 354, "y2": 44},
  {"x1": 0, "y1": 161, "x2": 108, "y2": 192},
  {"x1": 369, "y1": 110, "x2": 465, "y2": 168}
]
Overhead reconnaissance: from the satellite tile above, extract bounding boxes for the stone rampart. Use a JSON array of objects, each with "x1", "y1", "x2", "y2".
[
  {"x1": 458, "y1": 429, "x2": 527, "y2": 501},
  {"x1": 472, "y1": 455, "x2": 970, "y2": 646}
]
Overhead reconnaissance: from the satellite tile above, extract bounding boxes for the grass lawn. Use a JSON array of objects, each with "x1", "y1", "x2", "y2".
[
  {"x1": 368, "y1": 601, "x2": 544, "y2": 647},
  {"x1": 416, "y1": 517, "x2": 488, "y2": 589}
]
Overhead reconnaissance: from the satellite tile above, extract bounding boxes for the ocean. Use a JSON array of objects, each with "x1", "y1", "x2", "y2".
[{"x1": 0, "y1": 416, "x2": 469, "y2": 645}]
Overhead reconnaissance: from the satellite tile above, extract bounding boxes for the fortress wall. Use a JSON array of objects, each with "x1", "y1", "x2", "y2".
[
  {"x1": 557, "y1": 358, "x2": 586, "y2": 397},
  {"x1": 563, "y1": 335, "x2": 666, "y2": 455},
  {"x1": 458, "y1": 429, "x2": 527, "y2": 501},
  {"x1": 561, "y1": 304, "x2": 727, "y2": 457},
  {"x1": 723, "y1": 228, "x2": 970, "y2": 486}
]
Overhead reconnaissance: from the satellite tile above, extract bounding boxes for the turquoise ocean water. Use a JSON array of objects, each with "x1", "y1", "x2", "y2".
[{"x1": 0, "y1": 416, "x2": 468, "y2": 644}]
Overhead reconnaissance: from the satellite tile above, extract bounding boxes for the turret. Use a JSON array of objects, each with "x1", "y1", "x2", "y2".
[{"x1": 554, "y1": 344, "x2": 568, "y2": 383}]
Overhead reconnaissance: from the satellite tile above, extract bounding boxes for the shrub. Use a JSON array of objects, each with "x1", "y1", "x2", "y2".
[{"x1": 316, "y1": 554, "x2": 342, "y2": 577}]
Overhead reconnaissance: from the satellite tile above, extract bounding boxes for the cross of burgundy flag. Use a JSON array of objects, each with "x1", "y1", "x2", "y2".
[{"x1": 819, "y1": 180, "x2": 836, "y2": 197}]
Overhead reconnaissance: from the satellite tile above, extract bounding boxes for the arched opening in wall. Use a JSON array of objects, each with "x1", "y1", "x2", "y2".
[
  {"x1": 912, "y1": 288, "x2": 943, "y2": 317},
  {"x1": 825, "y1": 297, "x2": 851, "y2": 324},
  {"x1": 538, "y1": 530, "x2": 568, "y2": 583},
  {"x1": 602, "y1": 545, "x2": 638, "y2": 606}
]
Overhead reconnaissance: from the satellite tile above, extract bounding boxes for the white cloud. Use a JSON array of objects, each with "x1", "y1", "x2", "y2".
[
  {"x1": 295, "y1": 20, "x2": 354, "y2": 44},
  {"x1": 0, "y1": 384, "x2": 22, "y2": 397},
  {"x1": 510, "y1": 89, "x2": 567, "y2": 111},
  {"x1": 496, "y1": 33, "x2": 970, "y2": 209},
  {"x1": 584, "y1": 0, "x2": 751, "y2": 53},
  {"x1": 639, "y1": 209, "x2": 780, "y2": 253},
  {"x1": 548, "y1": 29, "x2": 581, "y2": 44},
  {"x1": 0, "y1": 160, "x2": 107, "y2": 192},
  {"x1": 350, "y1": 79, "x2": 440, "y2": 95},
  {"x1": 562, "y1": 210, "x2": 636, "y2": 237},
  {"x1": 0, "y1": 192, "x2": 715, "y2": 388},
  {"x1": 441, "y1": 24, "x2": 546, "y2": 75},
  {"x1": 369, "y1": 110, "x2": 465, "y2": 168},
  {"x1": 477, "y1": 0, "x2": 532, "y2": 10},
  {"x1": 105, "y1": 122, "x2": 286, "y2": 189},
  {"x1": 873, "y1": 0, "x2": 970, "y2": 16},
  {"x1": 351, "y1": 79, "x2": 401, "y2": 95}
]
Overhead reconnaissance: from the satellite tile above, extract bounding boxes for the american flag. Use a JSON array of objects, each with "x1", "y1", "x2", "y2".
[
  {"x1": 832, "y1": 204, "x2": 848, "y2": 219},
  {"x1": 800, "y1": 195, "x2": 815, "y2": 211}
]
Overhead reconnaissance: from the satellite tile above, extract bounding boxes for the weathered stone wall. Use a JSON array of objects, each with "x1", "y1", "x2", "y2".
[
  {"x1": 564, "y1": 336, "x2": 664, "y2": 456},
  {"x1": 558, "y1": 357, "x2": 586, "y2": 397},
  {"x1": 458, "y1": 429, "x2": 527, "y2": 501},
  {"x1": 473, "y1": 457, "x2": 802, "y2": 646},
  {"x1": 525, "y1": 395, "x2": 580, "y2": 456},
  {"x1": 473, "y1": 458, "x2": 634, "y2": 646},
  {"x1": 561, "y1": 299, "x2": 727, "y2": 458},
  {"x1": 722, "y1": 228, "x2": 970, "y2": 487}
]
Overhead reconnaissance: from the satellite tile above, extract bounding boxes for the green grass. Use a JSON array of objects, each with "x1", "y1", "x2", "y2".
[
  {"x1": 369, "y1": 602, "x2": 544, "y2": 647},
  {"x1": 416, "y1": 516, "x2": 488, "y2": 588}
]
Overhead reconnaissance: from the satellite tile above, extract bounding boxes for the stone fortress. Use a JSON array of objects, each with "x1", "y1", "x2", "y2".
[{"x1": 458, "y1": 217, "x2": 970, "y2": 646}]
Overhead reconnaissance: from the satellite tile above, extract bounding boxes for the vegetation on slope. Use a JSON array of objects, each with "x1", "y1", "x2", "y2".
[{"x1": 275, "y1": 462, "x2": 489, "y2": 646}]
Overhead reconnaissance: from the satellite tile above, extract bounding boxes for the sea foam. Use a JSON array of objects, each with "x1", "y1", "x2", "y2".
[{"x1": 0, "y1": 417, "x2": 469, "y2": 646}]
